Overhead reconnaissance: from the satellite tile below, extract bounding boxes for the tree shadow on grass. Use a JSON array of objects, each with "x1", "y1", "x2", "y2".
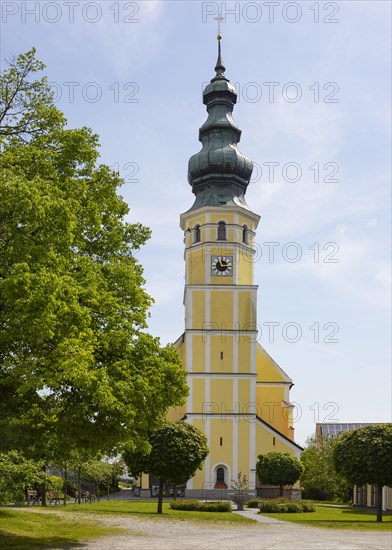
[{"x1": 0, "y1": 533, "x2": 88, "y2": 549}]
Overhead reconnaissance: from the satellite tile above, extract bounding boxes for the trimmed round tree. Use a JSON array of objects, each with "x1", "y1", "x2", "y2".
[
  {"x1": 332, "y1": 424, "x2": 392, "y2": 522},
  {"x1": 256, "y1": 452, "x2": 304, "y2": 497},
  {"x1": 124, "y1": 421, "x2": 209, "y2": 513}
]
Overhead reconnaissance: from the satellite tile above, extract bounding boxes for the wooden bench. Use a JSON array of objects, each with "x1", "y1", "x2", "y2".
[
  {"x1": 27, "y1": 489, "x2": 41, "y2": 505},
  {"x1": 84, "y1": 490, "x2": 97, "y2": 502},
  {"x1": 74, "y1": 490, "x2": 97, "y2": 503},
  {"x1": 48, "y1": 491, "x2": 65, "y2": 505}
]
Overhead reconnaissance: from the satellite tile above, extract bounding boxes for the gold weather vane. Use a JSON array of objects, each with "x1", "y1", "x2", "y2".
[{"x1": 215, "y1": 13, "x2": 224, "y2": 40}]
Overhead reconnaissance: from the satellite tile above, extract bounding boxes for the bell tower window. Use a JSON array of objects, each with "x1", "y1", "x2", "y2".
[
  {"x1": 193, "y1": 224, "x2": 201, "y2": 244},
  {"x1": 242, "y1": 224, "x2": 249, "y2": 245},
  {"x1": 217, "y1": 221, "x2": 226, "y2": 241}
]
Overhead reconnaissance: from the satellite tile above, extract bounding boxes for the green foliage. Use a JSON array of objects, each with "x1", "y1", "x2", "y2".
[
  {"x1": 258, "y1": 503, "x2": 392, "y2": 530},
  {"x1": 0, "y1": 48, "x2": 64, "y2": 141},
  {"x1": 246, "y1": 498, "x2": 262, "y2": 508},
  {"x1": 0, "y1": 49, "x2": 188, "y2": 460},
  {"x1": 301, "y1": 435, "x2": 351, "y2": 501},
  {"x1": 170, "y1": 499, "x2": 232, "y2": 512},
  {"x1": 124, "y1": 421, "x2": 208, "y2": 513},
  {"x1": 0, "y1": 451, "x2": 45, "y2": 504},
  {"x1": 124, "y1": 422, "x2": 209, "y2": 485},
  {"x1": 332, "y1": 425, "x2": 392, "y2": 487},
  {"x1": 256, "y1": 452, "x2": 304, "y2": 494},
  {"x1": 258, "y1": 499, "x2": 315, "y2": 513},
  {"x1": 332, "y1": 424, "x2": 392, "y2": 522},
  {"x1": 0, "y1": 509, "x2": 126, "y2": 548},
  {"x1": 46, "y1": 476, "x2": 64, "y2": 493}
]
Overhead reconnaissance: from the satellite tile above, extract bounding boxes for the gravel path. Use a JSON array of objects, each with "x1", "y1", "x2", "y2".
[{"x1": 84, "y1": 509, "x2": 392, "y2": 550}]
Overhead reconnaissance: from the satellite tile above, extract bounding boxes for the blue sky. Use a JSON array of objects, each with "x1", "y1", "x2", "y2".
[{"x1": 1, "y1": 1, "x2": 390, "y2": 445}]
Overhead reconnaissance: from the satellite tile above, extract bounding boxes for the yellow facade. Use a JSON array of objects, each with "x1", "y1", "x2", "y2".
[{"x1": 167, "y1": 206, "x2": 302, "y2": 496}]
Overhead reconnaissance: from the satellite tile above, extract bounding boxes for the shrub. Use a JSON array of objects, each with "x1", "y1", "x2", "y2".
[
  {"x1": 246, "y1": 498, "x2": 262, "y2": 508},
  {"x1": 170, "y1": 499, "x2": 232, "y2": 512},
  {"x1": 170, "y1": 500, "x2": 199, "y2": 511},
  {"x1": 284, "y1": 502, "x2": 302, "y2": 513},
  {"x1": 301, "y1": 500, "x2": 316, "y2": 512},
  {"x1": 258, "y1": 498, "x2": 316, "y2": 514},
  {"x1": 258, "y1": 501, "x2": 283, "y2": 513}
]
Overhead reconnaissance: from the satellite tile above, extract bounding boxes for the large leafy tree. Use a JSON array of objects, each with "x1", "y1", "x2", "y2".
[
  {"x1": 300, "y1": 435, "x2": 351, "y2": 501},
  {"x1": 332, "y1": 424, "x2": 392, "y2": 522},
  {"x1": 0, "y1": 49, "x2": 188, "y2": 463},
  {"x1": 124, "y1": 421, "x2": 209, "y2": 513},
  {"x1": 256, "y1": 452, "x2": 304, "y2": 497}
]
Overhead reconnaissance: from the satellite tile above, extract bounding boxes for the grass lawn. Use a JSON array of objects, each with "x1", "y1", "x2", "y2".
[
  {"x1": 0, "y1": 500, "x2": 254, "y2": 549},
  {"x1": 260, "y1": 504, "x2": 392, "y2": 530},
  {"x1": 61, "y1": 499, "x2": 255, "y2": 523},
  {"x1": 0, "y1": 508, "x2": 127, "y2": 549}
]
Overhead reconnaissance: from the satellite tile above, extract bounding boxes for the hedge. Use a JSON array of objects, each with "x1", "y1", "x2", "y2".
[
  {"x1": 170, "y1": 499, "x2": 232, "y2": 512},
  {"x1": 258, "y1": 499, "x2": 315, "y2": 513}
]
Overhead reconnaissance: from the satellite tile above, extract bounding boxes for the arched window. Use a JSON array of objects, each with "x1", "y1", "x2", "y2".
[
  {"x1": 242, "y1": 224, "x2": 249, "y2": 245},
  {"x1": 193, "y1": 224, "x2": 201, "y2": 244},
  {"x1": 216, "y1": 467, "x2": 225, "y2": 484},
  {"x1": 217, "y1": 221, "x2": 226, "y2": 241}
]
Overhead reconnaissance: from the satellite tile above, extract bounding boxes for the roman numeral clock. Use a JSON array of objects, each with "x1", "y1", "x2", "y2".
[{"x1": 211, "y1": 255, "x2": 233, "y2": 276}]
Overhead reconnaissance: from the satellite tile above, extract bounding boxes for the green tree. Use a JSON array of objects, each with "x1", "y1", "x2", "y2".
[
  {"x1": 82, "y1": 458, "x2": 124, "y2": 500},
  {"x1": 300, "y1": 435, "x2": 351, "y2": 501},
  {"x1": 256, "y1": 452, "x2": 304, "y2": 497},
  {"x1": 124, "y1": 421, "x2": 209, "y2": 514},
  {"x1": 332, "y1": 424, "x2": 392, "y2": 522},
  {"x1": 0, "y1": 49, "x2": 188, "y2": 465},
  {"x1": 0, "y1": 451, "x2": 45, "y2": 504}
]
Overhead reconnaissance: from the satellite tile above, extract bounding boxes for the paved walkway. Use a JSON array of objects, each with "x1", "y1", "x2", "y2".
[{"x1": 84, "y1": 508, "x2": 392, "y2": 550}]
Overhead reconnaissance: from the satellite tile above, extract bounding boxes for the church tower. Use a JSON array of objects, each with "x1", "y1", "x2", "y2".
[{"x1": 170, "y1": 37, "x2": 302, "y2": 498}]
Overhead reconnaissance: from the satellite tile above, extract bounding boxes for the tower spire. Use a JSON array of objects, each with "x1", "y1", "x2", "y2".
[
  {"x1": 187, "y1": 33, "x2": 254, "y2": 211},
  {"x1": 214, "y1": 14, "x2": 225, "y2": 76}
]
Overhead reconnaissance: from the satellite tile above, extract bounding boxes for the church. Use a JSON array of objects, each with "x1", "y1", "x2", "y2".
[{"x1": 141, "y1": 37, "x2": 302, "y2": 498}]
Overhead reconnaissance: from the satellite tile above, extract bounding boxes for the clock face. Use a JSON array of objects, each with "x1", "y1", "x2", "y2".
[{"x1": 211, "y1": 256, "x2": 233, "y2": 276}]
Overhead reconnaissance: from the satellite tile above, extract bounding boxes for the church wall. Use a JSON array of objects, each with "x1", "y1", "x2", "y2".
[
  {"x1": 237, "y1": 420, "x2": 251, "y2": 478},
  {"x1": 255, "y1": 422, "x2": 300, "y2": 458},
  {"x1": 210, "y1": 378, "x2": 232, "y2": 407},
  {"x1": 256, "y1": 385, "x2": 288, "y2": 435},
  {"x1": 187, "y1": 250, "x2": 205, "y2": 284},
  {"x1": 192, "y1": 378, "x2": 205, "y2": 411},
  {"x1": 256, "y1": 352, "x2": 287, "y2": 382},
  {"x1": 210, "y1": 291, "x2": 233, "y2": 327},
  {"x1": 238, "y1": 291, "x2": 254, "y2": 325},
  {"x1": 238, "y1": 258, "x2": 254, "y2": 285},
  {"x1": 191, "y1": 290, "x2": 205, "y2": 328},
  {"x1": 211, "y1": 335, "x2": 233, "y2": 372},
  {"x1": 238, "y1": 337, "x2": 251, "y2": 373},
  {"x1": 192, "y1": 335, "x2": 205, "y2": 371},
  {"x1": 210, "y1": 418, "x2": 233, "y2": 475}
]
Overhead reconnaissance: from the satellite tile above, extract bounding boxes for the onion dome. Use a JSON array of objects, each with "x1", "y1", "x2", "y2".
[{"x1": 188, "y1": 38, "x2": 253, "y2": 211}]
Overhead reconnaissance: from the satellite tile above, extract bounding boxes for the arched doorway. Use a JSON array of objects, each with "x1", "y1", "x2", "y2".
[{"x1": 214, "y1": 465, "x2": 228, "y2": 489}]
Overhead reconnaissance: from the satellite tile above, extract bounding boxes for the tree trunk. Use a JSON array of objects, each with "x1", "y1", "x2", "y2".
[
  {"x1": 77, "y1": 466, "x2": 81, "y2": 505},
  {"x1": 173, "y1": 483, "x2": 177, "y2": 501},
  {"x1": 376, "y1": 484, "x2": 383, "y2": 522},
  {"x1": 279, "y1": 485, "x2": 284, "y2": 497},
  {"x1": 157, "y1": 479, "x2": 164, "y2": 514},
  {"x1": 41, "y1": 465, "x2": 47, "y2": 506},
  {"x1": 63, "y1": 463, "x2": 67, "y2": 506},
  {"x1": 107, "y1": 483, "x2": 110, "y2": 501}
]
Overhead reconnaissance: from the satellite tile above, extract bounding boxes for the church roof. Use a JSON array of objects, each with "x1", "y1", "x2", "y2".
[{"x1": 187, "y1": 37, "x2": 253, "y2": 211}]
